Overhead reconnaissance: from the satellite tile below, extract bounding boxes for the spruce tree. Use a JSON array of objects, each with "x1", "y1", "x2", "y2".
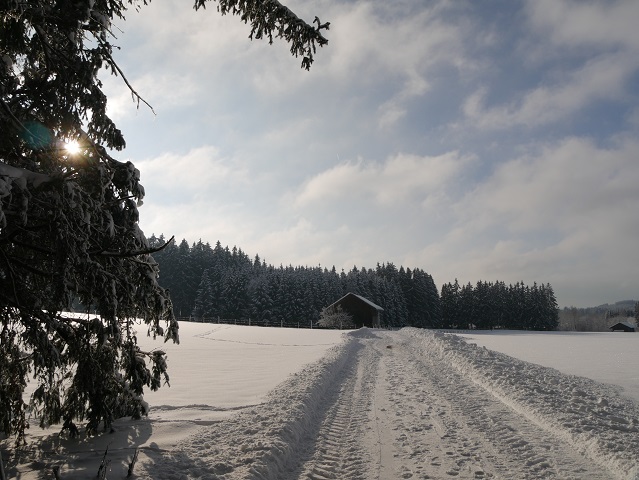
[
  {"x1": 249, "y1": 275, "x2": 274, "y2": 326},
  {"x1": 424, "y1": 272, "x2": 442, "y2": 327},
  {"x1": 192, "y1": 269, "x2": 215, "y2": 320},
  {"x1": 0, "y1": 0, "x2": 328, "y2": 441}
]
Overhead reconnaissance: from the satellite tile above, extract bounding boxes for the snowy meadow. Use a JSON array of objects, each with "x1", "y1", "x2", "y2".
[
  {"x1": 457, "y1": 330, "x2": 639, "y2": 403},
  {"x1": 3, "y1": 323, "x2": 639, "y2": 479}
]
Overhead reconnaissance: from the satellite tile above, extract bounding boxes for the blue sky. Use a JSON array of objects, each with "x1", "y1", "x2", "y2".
[{"x1": 103, "y1": 0, "x2": 639, "y2": 308}]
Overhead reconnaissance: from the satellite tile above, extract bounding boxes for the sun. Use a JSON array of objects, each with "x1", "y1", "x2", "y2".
[{"x1": 64, "y1": 139, "x2": 82, "y2": 156}]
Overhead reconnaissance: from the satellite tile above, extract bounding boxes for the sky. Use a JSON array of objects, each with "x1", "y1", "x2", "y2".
[{"x1": 102, "y1": 0, "x2": 639, "y2": 308}]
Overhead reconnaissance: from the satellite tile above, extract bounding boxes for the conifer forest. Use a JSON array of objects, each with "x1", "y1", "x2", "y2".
[{"x1": 148, "y1": 236, "x2": 559, "y2": 330}]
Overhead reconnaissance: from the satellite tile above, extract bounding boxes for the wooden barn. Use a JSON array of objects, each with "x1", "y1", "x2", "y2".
[
  {"x1": 609, "y1": 322, "x2": 636, "y2": 332},
  {"x1": 326, "y1": 293, "x2": 383, "y2": 328}
]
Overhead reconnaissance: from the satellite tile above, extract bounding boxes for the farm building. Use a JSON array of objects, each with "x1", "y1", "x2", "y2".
[
  {"x1": 609, "y1": 322, "x2": 636, "y2": 332},
  {"x1": 326, "y1": 293, "x2": 384, "y2": 328}
]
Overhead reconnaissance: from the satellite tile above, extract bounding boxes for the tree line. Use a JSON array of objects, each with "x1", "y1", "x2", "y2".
[
  {"x1": 148, "y1": 236, "x2": 560, "y2": 331},
  {"x1": 148, "y1": 235, "x2": 441, "y2": 328},
  {"x1": 440, "y1": 280, "x2": 559, "y2": 330}
]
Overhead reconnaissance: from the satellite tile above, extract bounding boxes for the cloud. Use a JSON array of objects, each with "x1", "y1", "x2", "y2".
[
  {"x1": 456, "y1": 0, "x2": 639, "y2": 132},
  {"x1": 377, "y1": 103, "x2": 407, "y2": 129},
  {"x1": 105, "y1": 72, "x2": 203, "y2": 123},
  {"x1": 140, "y1": 200, "x2": 244, "y2": 243},
  {"x1": 114, "y1": 2, "x2": 253, "y2": 70},
  {"x1": 291, "y1": 151, "x2": 473, "y2": 210},
  {"x1": 101, "y1": 0, "x2": 638, "y2": 307},
  {"x1": 410, "y1": 136, "x2": 639, "y2": 302},
  {"x1": 313, "y1": 1, "x2": 468, "y2": 128},
  {"x1": 256, "y1": 218, "x2": 355, "y2": 268},
  {"x1": 459, "y1": 136, "x2": 639, "y2": 233},
  {"x1": 462, "y1": 52, "x2": 637, "y2": 129},
  {"x1": 525, "y1": 0, "x2": 639, "y2": 51},
  {"x1": 136, "y1": 146, "x2": 249, "y2": 204}
]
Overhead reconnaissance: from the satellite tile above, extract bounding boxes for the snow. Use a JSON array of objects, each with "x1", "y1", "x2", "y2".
[
  {"x1": 456, "y1": 330, "x2": 639, "y2": 402},
  {"x1": 0, "y1": 160, "x2": 52, "y2": 189},
  {"x1": 3, "y1": 323, "x2": 639, "y2": 479},
  {"x1": 138, "y1": 323, "x2": 346, "y2": 412}
]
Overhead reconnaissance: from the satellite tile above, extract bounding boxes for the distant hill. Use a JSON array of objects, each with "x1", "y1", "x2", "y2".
[
  {"x1": 559, "y1": 300, "x2": 636, "y2": 332},
  {"x1": 594, "y1": 300, "x2": 636, "y2": 311}
]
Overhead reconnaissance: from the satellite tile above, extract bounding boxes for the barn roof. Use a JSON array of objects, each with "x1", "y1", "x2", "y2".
[
  {"x1": 610, "y1": 321, "x2": 636, "y2": 331},
  {"x1": 329, "y1": 292, "x2": 384, "y2": 311}
]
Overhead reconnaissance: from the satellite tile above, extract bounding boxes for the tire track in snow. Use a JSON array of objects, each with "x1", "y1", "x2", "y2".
[
  {"x1": 143, "y1": 328, "x2": 635, "y2": 479},
  {"x1": 411, "y1": 329, "x2": 639, "y2": 479},
  {"x1": 295, "y1": 341, "x2": 379, "y2": 480},
  {"x1": 371, "y1": 330, "x2": 613, "y2": 479},
  {"x1": 145, "y1": 335, "x2": 380, "y2": 480},
  {"x1": 373, "y1": 337, "x2": 501, "y2": 479}
]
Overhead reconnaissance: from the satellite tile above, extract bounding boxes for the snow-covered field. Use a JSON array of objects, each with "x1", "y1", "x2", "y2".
[
  {"x1": 3, "y1": 323, "x2": 639, "y2": 479},
  {"x1": 456, "y1": 330, "x2": 639, "y2": 403}
]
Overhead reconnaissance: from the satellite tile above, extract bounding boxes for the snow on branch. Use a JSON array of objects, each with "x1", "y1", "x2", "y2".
[{"x1": 0, "y1": 161, "x2": 53, "y2": 190}]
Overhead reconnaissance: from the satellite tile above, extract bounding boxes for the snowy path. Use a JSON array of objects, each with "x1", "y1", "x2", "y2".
[
  {"x1": 7, "y1": 325, "x2": 638, "y2": 479},
  {"x1": 142, "y1": 328, "x2": 638, "y2": 480},
  {"x1": 368, "y1": 331, "x2": 611, "y2": 479}
]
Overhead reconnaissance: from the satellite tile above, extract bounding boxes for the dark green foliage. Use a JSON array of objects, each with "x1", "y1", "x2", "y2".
[
  {"x1": 440, "y1": 280, "x2": 559, "y2": 330},
  {"x1": 440, "y1": 279, "x2": 463, "y2": 328},
  {"x1": 150, "y1": 237, "x2": 443, "y2": 328},
  {"x1": 0, "y1": 0, "x2": 179, "y2": 442},
  {"x1": 1, "y1": 0, "x2": 328, "y2": 442}
]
